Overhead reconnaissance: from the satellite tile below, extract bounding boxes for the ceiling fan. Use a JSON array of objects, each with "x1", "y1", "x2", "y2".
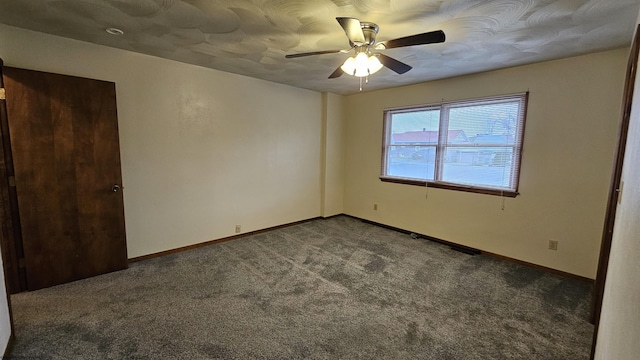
[{"x1": 285, "y1": 17, "x2": 446, "y2": 79}]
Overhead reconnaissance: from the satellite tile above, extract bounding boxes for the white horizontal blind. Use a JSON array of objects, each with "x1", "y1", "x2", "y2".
[{"x1": 440, "y1": 95, "x2": 527, "y2": 190}]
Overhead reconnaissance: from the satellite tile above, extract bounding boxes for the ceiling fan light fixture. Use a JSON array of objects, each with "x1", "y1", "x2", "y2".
[
  {"x1": 368, "y1": 55, "x2": 383, "y2": 74},
  {"x1": 340, "y1": 56, "x2": 357, "y2": 75},
  {"x1": 340, "y1": 52, "x2": 383, "y2": 77}
]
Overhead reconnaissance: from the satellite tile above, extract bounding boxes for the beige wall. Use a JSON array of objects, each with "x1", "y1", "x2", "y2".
[
  {"x1": 595, "y1": 18, "x2": 640, "y2": 360},
  {"x1": 0, "y1": 24, "x2": 324, "y2": 258},
  {"x1": 343, "y1": 49, "x2": 626, "y2": 278}
]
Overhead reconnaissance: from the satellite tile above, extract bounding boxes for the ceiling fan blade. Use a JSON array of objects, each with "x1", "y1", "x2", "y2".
[
  {"x1": 328, "y1": 66, "x2": 343, "y2": 79},
  {"x1": 285, "y1": 49, "x2": 342, "y2": 59},
  {"x1": 336, "y1": 17, "x2": 366, "y2": 46},
  {"x1": 377, "y1": 30, "x2": 445, "y2": 49},
  {"x1": 378, "y1": 54, "x2": 412, "y2": 74}
]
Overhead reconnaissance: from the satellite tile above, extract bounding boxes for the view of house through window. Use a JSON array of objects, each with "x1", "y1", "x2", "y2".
[{"x1": 381, "y1": 93, "x2": 528, "y2": 196}]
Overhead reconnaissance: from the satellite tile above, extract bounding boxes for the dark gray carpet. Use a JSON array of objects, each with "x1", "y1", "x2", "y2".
[{"x1": 8, "y1": 216, "x2": 593, "y2": 359}]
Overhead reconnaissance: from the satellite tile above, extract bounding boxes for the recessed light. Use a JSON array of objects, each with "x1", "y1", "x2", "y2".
[{"x1": 106, "y1": 27, "x2": 124, "y2": 36}]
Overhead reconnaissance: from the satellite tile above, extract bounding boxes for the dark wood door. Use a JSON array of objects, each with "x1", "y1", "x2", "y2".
[{"x1": 2, "y1": 67, "x2": 127, "y2": 290}]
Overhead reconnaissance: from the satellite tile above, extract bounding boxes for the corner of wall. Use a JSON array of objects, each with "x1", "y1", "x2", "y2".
[{"x1": 321, "y1": 92, "x2": 346, "y2": 217}]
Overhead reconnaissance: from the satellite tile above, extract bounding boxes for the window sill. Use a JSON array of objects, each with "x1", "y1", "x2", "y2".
[{"x1": 379, "y1": 177, "x2": 519, "y2": 198}]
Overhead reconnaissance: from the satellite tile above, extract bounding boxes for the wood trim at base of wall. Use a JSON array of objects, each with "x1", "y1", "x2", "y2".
[
  {"x1": 482, "y1": 252, "x2": 593, "y2": 283},
  {"x1": 349, "y1": 215, "x2": 594, "y2": 284},
  {"x1": 128, "y1": 213, "x2": 593, "y2": 284},
  {"x1": 128, "y1": 217, "x2": 322, "y2": 263}
]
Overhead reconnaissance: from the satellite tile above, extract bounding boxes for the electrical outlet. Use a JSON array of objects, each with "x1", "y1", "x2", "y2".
[
  {"x1": 373, "y1": 203, "x2": 378, "y2": 211},
  {"x1": 548, "y1": 240, "x2": 558, "y2": 251},
  {"x1": 235, "y1": 225, "x2": 241, "y2": 233}
]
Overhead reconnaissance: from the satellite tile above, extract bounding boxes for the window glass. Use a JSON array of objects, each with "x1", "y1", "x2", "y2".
[
  {"x1": 386, "y1": 145, "x2": 436, "y2": 181},
  {"x1": 381, "y1": 93, "x2": 527, "y2": 196}
]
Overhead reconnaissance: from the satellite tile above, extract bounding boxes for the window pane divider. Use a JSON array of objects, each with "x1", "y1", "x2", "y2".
[{"x1": 434, "y1": 105, "x2": 449, "y2": 181}]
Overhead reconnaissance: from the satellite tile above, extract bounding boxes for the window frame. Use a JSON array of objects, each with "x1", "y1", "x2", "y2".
[{"x1": 380, "y1": 93, "x2": 528, "y2": 197}]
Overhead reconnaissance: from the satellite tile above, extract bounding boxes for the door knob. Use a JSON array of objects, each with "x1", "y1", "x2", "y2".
[{"x1": 112, "y1": 184, "x2": 120, "y2": 193}]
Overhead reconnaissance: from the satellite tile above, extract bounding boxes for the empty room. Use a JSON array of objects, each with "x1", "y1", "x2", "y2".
[{"x1": 0, "y1": 0, "x2": 639, "y2": 359}]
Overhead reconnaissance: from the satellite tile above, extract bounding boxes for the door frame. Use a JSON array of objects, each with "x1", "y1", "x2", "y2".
[
  {"x1": 590, "y1": 24, "x2": 640, "y2": 358},
  {"x1": 0, "y1": 57, "x2": 16, "y2": 353},
  {"x1": 0, "y1": 59, "x2": 27, "y2": 294}
]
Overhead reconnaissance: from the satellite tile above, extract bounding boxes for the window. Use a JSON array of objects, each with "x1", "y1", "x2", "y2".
[{"x1": 381, "y1": 93, "x2": 528, "y2": 197}]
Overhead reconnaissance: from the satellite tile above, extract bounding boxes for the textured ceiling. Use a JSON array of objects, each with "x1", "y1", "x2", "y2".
[{"x1": 0, "y1": 0, "x2": 638, "y2": 95}]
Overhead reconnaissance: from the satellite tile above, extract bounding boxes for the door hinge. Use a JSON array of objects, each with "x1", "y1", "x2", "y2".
[
  {"x1": 0, "y1": 88, "x2": 5, "y2": 100},
  {"x1": 8, "y1": 175, "x2": 15, "y2": 187}
]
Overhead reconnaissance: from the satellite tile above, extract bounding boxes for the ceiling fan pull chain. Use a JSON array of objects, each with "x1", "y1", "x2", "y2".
[{"x1": 359, "y1": 77, "x2": 363, "y2": 92}]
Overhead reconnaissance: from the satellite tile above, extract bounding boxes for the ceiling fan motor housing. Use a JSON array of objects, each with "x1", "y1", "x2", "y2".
[{"x1": 360, "y1": 22, "x2": 379, "y2": 46}]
